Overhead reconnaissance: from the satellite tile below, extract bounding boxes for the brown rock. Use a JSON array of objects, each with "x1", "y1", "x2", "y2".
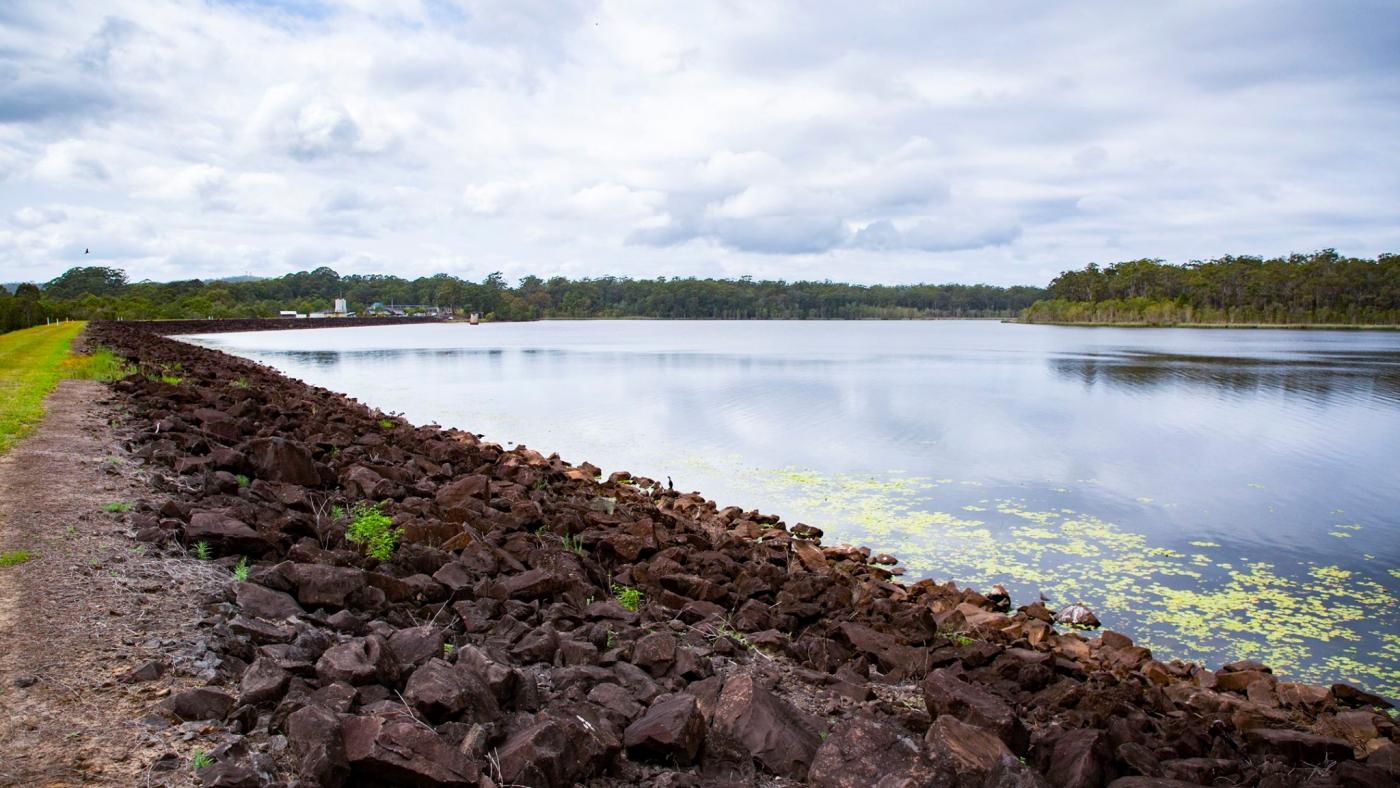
[
  {"x1": 235, "y1": 582, "x2": 304, "y2": 621},
  {"x1": 809, "y1": 716, "x2": 949, "y2": 787},
  {"x1": 286, "y1": 704, "x2": 349, "y2": 788},
  {"x1": 160, "y1": 687, "x2": 234, "y2": 721},
  {"x1": 342, "y1": 714, "x2": 479, "y2": 786},
  {"x1": 386, "y1": 625, "x2": 444, "y2": 668},
  {"x1": 925, "y1": 714, "x2": 1012, "y2": 775},
  {"x1": 186, "y1": 511, "x2": 267, "y2": 554},
  {"x1": 246, "y1": 437, "x2": 319, "y2": 486},
  {"x1": 239, "y1": 657, "x2": 290, "y2": 706},
  {"x1": 436, "y1": 474, "x2": 490, "y2": 521},
  {"x1": 712, "y1": 673, "x2": 821, "y2": 779},
  {"x1": 1244, "y1": 728, "x2": 1352, "y2": 765},
  {"x1": 315, "y1": 636, "x2": 399, "y2": 686},
  {"x1": 623, "y1": 693, "x2": 706, "y2": 765},
  {"x1": 921, "y1": 668, "x2": 1029, "y2": 753},
  {"x1": 1045, "y1": 728, "x2": 1111, "y2": 788},
  {"x1": 291, "y1": 564, "x2": 364, "y2": 609},
  {"x1": 402, "y1": 658, "x2": 499, "y2": 724}
]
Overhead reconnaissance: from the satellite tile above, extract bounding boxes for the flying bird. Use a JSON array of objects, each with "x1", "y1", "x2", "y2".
[{"x1": 85, "y1": 248, "x2": 89, "y2": 254}]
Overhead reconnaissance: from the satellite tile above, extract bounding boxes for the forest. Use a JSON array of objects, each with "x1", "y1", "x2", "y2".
[
  {"x1": 1020, "y1": 250, "x2": 1400, "y2": 326},
  {"x1": 0, "y1": 266, "x2": 1044, "y2": 331}
]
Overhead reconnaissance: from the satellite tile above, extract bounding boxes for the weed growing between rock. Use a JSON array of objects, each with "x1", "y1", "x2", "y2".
[{"x1": 346, "y1": 501, "x2": 401, "y2": 561}]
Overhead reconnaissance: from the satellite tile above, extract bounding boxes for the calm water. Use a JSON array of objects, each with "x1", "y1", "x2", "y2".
[{"x1": 183, "y1": 320, "x2": 1400, "y2": 697}]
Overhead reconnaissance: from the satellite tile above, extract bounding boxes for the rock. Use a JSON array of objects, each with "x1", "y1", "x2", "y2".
[
  {"x1": 631, "y1": 631, "x2": 678, "y2": 677},
  {"x1": 185, "y1": 511, "x2": 267, "y2": 553},
  {"x1": 1045, "y1": 728, "x2": 1111, "y2": 788},
  {"x1": 235, "y1": 582, "x2": 305, "y2": 621},
  {"x1": 195, "y1": 762, "x2": 260, "y2": 788},
  {"x1": 925, "y1": 714, "x2": 1012, "y2": 775},
  {"x1": 291, "y1": 564, "x2": 364, "y2": 609},
  {"x1": 402, "y1": 658, "x2": 499, "y2": 724},
  {"x1": 809, "y1": 716, "x2": 948, "y2": 787},
  {"x1": 712, "y1": 673, "x2": 820, "y2": 780},
  {"x1": 498, "y1": 568, "x2": 564, "y2": 600},
  {"x1": 1160, "y1": 757, "x2": 1238, "y2": 784},
  {"x1": 1245, "y1": 728, "x2": 1352, "y2": 765},
  {"x1": 386, "y1": 625, "x2": 444, "y2": 668},
  {"x1": 921, "y1": 668, "x2": 1029, "y2": 753},
  {"x1": 1115, "y1": 742, "x2": 1162, "y2": 777},
  {"x1": 624, "y1": 693, "x2": 707, "y2": 765},
  {"x1": 436, "y1": 474, "x2": 490, "y2": 520},
  {"x1": 342, "y1": 714, "x2": 479, "y2": 786},
  {"x1": 1215, "y1": 669, "x2": 1273, "y2": 693},
  {"x1": 1105, "y1": 780, "x2": 1202, "y2": 788},
  {"x1": 160, "y1": 687, "x2": 234, "y2": 721},
  {"x1": 121, "y1": 659, "x2": 166, "y2": 684},
  {"x1": 315, "y1": 636, "x2": 399, "y2": 686},
  {"x1": 246, "y1": 437, "x2": 319, "y2": 486},
  {"x1": 837, "y1": 622, "x2": 924, "y2": 677},
  {"x1": 239, "y1": 657, "x2": 290, "y2": 706},
  {"x1": 496, "y1": 715, "x2": 614, "y2": 788},
  {"x1": 1054, "y1": 604, "x2": 1100, "y2": 628}
]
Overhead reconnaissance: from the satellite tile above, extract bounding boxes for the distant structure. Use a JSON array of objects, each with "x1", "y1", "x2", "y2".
[
  {"x1": 334, "y1": 298, "x2": 348, "y2": 315},
  {"x1": 469, "y1": 312, "x2": 480, "y2": 325}
]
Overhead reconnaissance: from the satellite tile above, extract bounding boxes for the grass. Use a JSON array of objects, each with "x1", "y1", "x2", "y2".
[
  {"x1": 235, "y1": 474, "x2": 250, "y2": 488},
  {"x1": 560, "y1": 533, "x2": 585, "y2": 556},
  {"x1": 0, "y1": 322, "x2": 87, "y2": 454},
  {"x1": 346, "y1": 501, "x2": 402, "y2": 561},
  {"x1": 233, "y1": 556, "x2": 250, "y2": 581},
  {"x1": 189, "y1": 750, "x2": 213, "y2": 770},
  {"x1": 378, "y1": 418, "x2": 394, "y2": 430},
  {"x1": 101, "y1": 502, "x2": 130, "y2": 513},
  {"x1": 192, "y1": 541, "x2": 211, "y2": 560},
  {"x1": 612, "y1": 584, "x2": 644, "y2": 612},
  {"x1": 59, "y1": 346, "x2": 136, "y2": 382},
  {"x1": 0, "y1": 550, "x2": 34, "y2": 567}
]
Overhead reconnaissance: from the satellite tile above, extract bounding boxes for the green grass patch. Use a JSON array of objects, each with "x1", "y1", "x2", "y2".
[
  {"x1": 346, "y1": 502, "x2": 402, "y2": 561},
  {"x1": 59, "y1": 346, "x2": 135, "y2": 382},
  {"x1": 101, "y1": 502, "x2": 130, "y2": 513},
  {"x1": 0, "y1": 322, "x2": 87, "y2": 454},
  {"x1": 0, "y1": 550, "x2": 34, "y2": 567},
  {"x1": 612, "y1": 584, "x2": 644, "y2": 612}
]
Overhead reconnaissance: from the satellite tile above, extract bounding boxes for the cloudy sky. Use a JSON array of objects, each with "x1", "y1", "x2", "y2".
[{"x1": 2, "y1": 1, "x2": 1398, "y2": 287}]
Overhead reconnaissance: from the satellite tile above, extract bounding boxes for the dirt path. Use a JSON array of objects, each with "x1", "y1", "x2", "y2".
[{"x1": 0, "y1": 381, "x2": 222, "y2": 787}]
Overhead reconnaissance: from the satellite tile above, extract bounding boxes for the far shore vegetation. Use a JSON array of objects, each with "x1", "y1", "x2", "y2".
[
  {"x1": 3, "y1": 249, "x2": 1396, "y2": 333},
  {"x1": 1020, "y1": 250, "x2": 1399, "y2": 327}
]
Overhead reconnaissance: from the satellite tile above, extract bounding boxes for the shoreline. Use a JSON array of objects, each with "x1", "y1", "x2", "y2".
[
  {"x1": 33, "y1": 318, "x2": 1400, "y2": 785},
  {"x1": 1011, "y1": 320, "x2": 1400, "y2": 331}
]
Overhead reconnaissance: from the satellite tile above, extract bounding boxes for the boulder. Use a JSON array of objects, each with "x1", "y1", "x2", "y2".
[
  {"x1": 921, "y1": 668, "x2": 1029, "y2": 753},
  {"x1": 624, "y1": 693, "x2": 707, "y2": 765},
  {"x1": 1244, "y1": 728, "x2": 1352, "y2": 765},
  {"x1": 1045, "y1": 728, "x2": 1111, "y2": 788},
  {"x1": 186, "y1": 511, "x2": 267, "y2": 554},
  {"x1": 342, "y1": 714, "x2": 479, "y2": 786},
  {"x1": 436, "y1": 474, "x2": 490, "y2": 521},
  {"x1": 246, "y1": 437, "x2": 320, "y2": 486},
  {"x1": 160, "y1": 687, "x2": 234, "y2": 721},
  {"x1": 496, "y1": 715, "x2": 616, "y2": 788},
  {"x1": 402, "y1": 658, "x2": 499, "y2": 724},
  {"x1": 315, "y1": 636, "x2": 399, "y2": 686},
  {"x1": 711, "y1": 673, "x2": 820, "y2": 779},
  {"x1": 498, "y1": 568, "x2": 564, "y2": 600},
  {"x1": 925, "y1": 714, "x2": 1013, "y2": 775},
  {"x1": 235, "y1": 582, "x2": 305, "y2": 621},
  {"x1": 239, "y1": 657, "x2": 290, "y2": 706},
  {"x1": 808, "y1": 716, "x2": 949, "y2": 787},
  {"x1": 386, "y1": 625, "x2": 444, "y2": 669},
  {"x1": 286, "y1": 704, "x2": 349, "y2": 788},
  {"x1": 291, "y1": 564, "x2": 364, "y2": 609}
]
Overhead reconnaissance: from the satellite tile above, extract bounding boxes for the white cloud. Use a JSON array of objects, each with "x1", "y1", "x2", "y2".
[{"x1": 0, "y1": 1, "x2": 1396, "y2": 285}]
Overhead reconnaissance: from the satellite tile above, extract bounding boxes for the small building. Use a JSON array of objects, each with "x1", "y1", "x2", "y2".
[
  {"x1": 278, "y1": 310, "x2": 298, "y2": 318},
  {"x1": 334, "y1": 298, "x2": 348, "y2": 314}
]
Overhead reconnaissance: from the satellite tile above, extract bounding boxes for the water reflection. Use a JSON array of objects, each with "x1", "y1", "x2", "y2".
[{"x1": 1049, "y1": 350, "x2": 1400, "y2": 405}]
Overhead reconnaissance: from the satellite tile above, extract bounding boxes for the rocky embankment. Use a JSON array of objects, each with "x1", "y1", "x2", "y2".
[
  {"x1": 123, "y1": 317, "x2": 445, "y2": 335},
  {"x1": 86, "y1": 320, "x2": 1398, "y2": 787}
]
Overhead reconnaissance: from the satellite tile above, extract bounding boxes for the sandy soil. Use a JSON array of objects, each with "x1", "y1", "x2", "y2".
[{"x1": 0, "y1": 381, "x2": 225, "y2": 787}]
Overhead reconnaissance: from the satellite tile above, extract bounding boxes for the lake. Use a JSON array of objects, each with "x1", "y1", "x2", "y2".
[{"x1": 182, "y1": 320, "x2": 1400, "y2": 698}]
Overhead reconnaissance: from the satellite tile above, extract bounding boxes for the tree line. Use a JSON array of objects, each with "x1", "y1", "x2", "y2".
[
  {"x1": 1020, "y1": 250, "x2": 1400, "y2": 326},
  {"x1": 1, "y1": 266, "x2": 1045, "y2": 332}
]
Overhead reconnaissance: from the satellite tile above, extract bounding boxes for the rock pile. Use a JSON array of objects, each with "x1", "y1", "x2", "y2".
[{"x1": 88, "y1": 321, "x2": 1399, "y2": 787}]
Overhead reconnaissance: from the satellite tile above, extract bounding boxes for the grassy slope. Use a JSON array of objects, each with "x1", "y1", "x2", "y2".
[{"x1": 0, "y1": 322, "x2": 86, "y2": 454}]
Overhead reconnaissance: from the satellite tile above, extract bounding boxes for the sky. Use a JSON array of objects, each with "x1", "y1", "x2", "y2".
[{"x1": 1, "y1": 1, "x2": 1398, "y2": 288}]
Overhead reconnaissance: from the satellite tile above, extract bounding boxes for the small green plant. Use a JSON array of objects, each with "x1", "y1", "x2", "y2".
[
  {"x1": 192, "y1": 541, "x2": 212, "y2": 560},
  {"x1": 101, "y1": 502, "x2": 130, "y2": 513},
  {"x1": 443, "y1": 643, "x2": 455, "y2": 655},
  {"x1": 377, "y1": 418, "x2": 394, "y2": 430},
  {"x1": 346, "y1": 502, "x2": 402, "y2": 561},
  {"x1": 951, "y1": 633, "x2": 973, "y2": 647},
  {"x1": 150, "y1": 374, "x2": 183, "y2": 385},
  {"x1": 331, "y1": 504, "x2": 346, "y2": 521},
  {"x1": 233, "y1": 556, "x2": 250, "y2": 582},
  {"x1": 190, "y1": 750, "x2": 213, "y2": 770},
  {"x1": 231, "y1": 377, "x2": 250, "y2": 389},
  {"x1": 560, "y1": 534, "x2": 585, "y2": 556},
  {"x1": 0, "y1": 550, "x2": 34, "y2": 567},
  {"x1": 235, "y1": 474, "x2": 250, "y2": 488},
  {"x1": 605, "y1": 628, "x2": 617, "y2": 649},
  {"x1": 64, "y1": 526, "x2": 76, "y2": 538},
  {"x1": 612, "y1": 584, "x2": 643, "y2": 612},
  {"x1": 532, "y1": 479, "x2": 548, "y2": 492}
]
